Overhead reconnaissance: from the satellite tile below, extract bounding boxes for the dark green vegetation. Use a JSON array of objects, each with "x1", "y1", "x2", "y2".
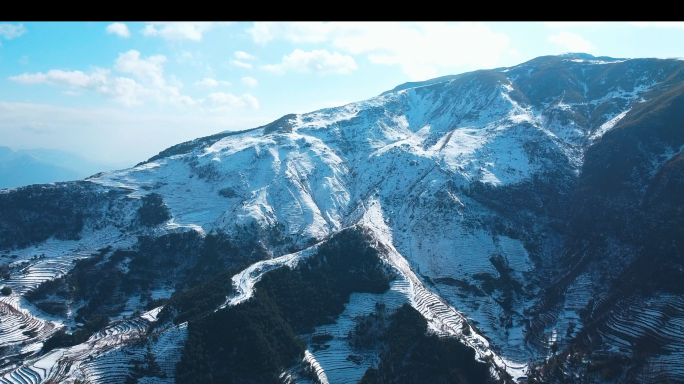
[
  {"x1": 527, "y1": 349, "x2": 632, "y2": 383},
  {"x1": 524, "y1": 60, "x2": 684, "y2": 314},
  {"x1": 217, "y1": 187, "x2": 237, "y2": 198},
  {"x1": 262, "y1": 114, "x2": 297, "y2": 134},
  {"x1": 0, "y1": 182, "x2": 124, "y2": 249},
  {"x1": 528, "y1": 67, "x2": 684, "y2": 382},
  {"x1": 42, "y1": 314, "x2": 110, "y2": 352},
  {"x1": 25, "y1": 230, "x2": 266, "y2": 324},
  {"x1": 25, "y1": 247, "x2": 114, "y2": 319},
  {"x1": 125, "y1": 345, "x2": 167, "y2": 384},
  {"x1": 433, "y1": 277, "x2": 485, "y2": 298},
  {"x1": 0, "y1": 264, "x2": 9, "y2": 280},
  {"x1": 176, "y1": 227, "x2": 394, "y2": 384},
  {"x1": 349, "y1": 302, "x2": 390, "y2": 351},
  {"x1": 156, "y1": 269, "x2": 235, "y2": 326},
  {"x1": 25, "y1": 246, "x2": 141, "y2": 321},
  {"x1": 137, "y1": 193, "x2": 171, "y2": 226},
  {"x1": 355, "y1": 304, "x2": 498, "y2": 384},
  {"x1": 471, "y1": 255, "x2": 524, "y2": 315},
  {"x1": 309, "y1": 333, "x2": 334, "y2": 352},
  {"x1": 257, "y1": 228, "x2": 392, "y2": 334},
  {"x1": 176, "y1": 285, "x2": 306, "y2": 384},
  {"x1": 573, "y1": 84, "x2": 684, "y2": 312}
]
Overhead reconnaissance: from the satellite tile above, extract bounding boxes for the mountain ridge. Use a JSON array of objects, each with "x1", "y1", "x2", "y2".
[{"x1": 1, "y1": 54, "x2": 684, "y2": 384}]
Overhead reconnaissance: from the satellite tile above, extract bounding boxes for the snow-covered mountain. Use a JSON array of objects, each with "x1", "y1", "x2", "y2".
[{"x1": 2, "y1": 53, "x2": 684, "y2": 384}]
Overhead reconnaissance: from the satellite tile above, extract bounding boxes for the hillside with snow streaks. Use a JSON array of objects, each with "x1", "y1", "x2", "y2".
[{"x1": 3, "y1": 54, "x2": 684, "y2": 383}]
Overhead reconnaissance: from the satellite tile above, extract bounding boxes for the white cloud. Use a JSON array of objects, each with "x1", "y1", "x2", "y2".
[
  {"x1": 168, "y1": 75, "x2": 184, "y2": 88},
  {"x1": 10, "y1": 69, "x2": 108, "y2": 88},
  {"x1": 178, "y1": 51, "x2": 194, "y2": 63},
  {"x1": 629, "y1": 22, "x2": 684, "y2": 29},
  {"x1": 195, "y1": 77, "x2": 231, "y2": 87},
  {"x1": 0, "y1": 23, "x2": 27, "y2": 41},
  {"x1": 263, "y1": 49, "x2": 357, "y2": 75},
  {"x1": 176, "y1": 51, "x2": 204, "y2": 66},
  {"x1": 195, "y1": 77, "x2": 218, "y2": 87},
  {"x1": 114, "y1": 50, "x2": 167, "y2": 87},
  {"x1": 142, "y1": 22, "x2": 215, "y2": 41},
  {"x1": 20, "y1": 122, "x2": 54, "y2": 134},
  {"x1": 9, "y1": 50, "x2": 196, "y2": 107},
  {"x1": 0, "y1": 101, "x2": 271, "y2": 164},
  {"x1": 230, "y1": 60, "x2": 253, "y2": 69},
  {"x1": 247, "y1": 22, "x2": 510, "y2": 80},
  {"x1": 62, "y1": 90, "x2": 81, "y2": 96},
  {"x1": 11, "y1": 69, "x2": 166, "y2": 107},
  {"x1": 247, "y1": 22, "x2": 332, "y2": 45},
  {"x1": 548, "y1": 32, "x2": 596, "y2": 53},
  {"x1": 234, "y1": 51, "x2": 257, "y2": 60},
  {"x1": 206, "y1": 92, "x2": 259, "y2": 110},
  {"x1": 241, "y1": 76, "x2": 258, "y2": 87},
  {"x1": 106, "y1": 22, "x2": 131, "y2": 38}
]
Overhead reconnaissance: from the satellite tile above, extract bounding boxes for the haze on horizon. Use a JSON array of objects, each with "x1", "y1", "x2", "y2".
[{"x1": 1, "y1": 21, "x2": 683, "y2": 166}]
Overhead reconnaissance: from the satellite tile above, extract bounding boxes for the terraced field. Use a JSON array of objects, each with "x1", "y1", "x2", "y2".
[
  {"x1": 0, "y1": 296, "x2": 56, "y2": 349},
  {"x1": 78, "y1": 323, "x2": 186, "y2": 384},
  {"x1": 597, "y1": 295, "x2": 684, "y2": 382},
  {"x1": 4, "y1": 251, "x2": 93, "y2": 296},
  {"x1": 0, "y1": 306, "x2": 180, "y2": 384}
]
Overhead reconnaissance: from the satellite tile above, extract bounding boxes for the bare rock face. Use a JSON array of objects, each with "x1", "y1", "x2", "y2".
[{"x1": 1, "y1": 54, "x2": 684, "y2": 383}]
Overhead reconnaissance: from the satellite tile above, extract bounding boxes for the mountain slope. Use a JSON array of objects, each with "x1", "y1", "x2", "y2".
[{"x1": 1, "y1": 54, "x2": 684, "y2": 383}]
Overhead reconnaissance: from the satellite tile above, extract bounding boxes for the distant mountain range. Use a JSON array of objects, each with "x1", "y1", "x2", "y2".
[{"x1": 0, "y1": 147, "x2": 130, "y2": 189}]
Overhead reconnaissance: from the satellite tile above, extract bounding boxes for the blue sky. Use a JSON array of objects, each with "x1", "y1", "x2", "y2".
[{"x1": 1, "y1": 22, "x2": 684, "y2": 165}]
